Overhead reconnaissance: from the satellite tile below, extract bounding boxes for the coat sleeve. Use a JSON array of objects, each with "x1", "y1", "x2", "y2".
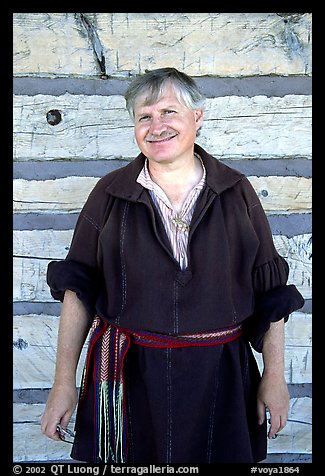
[
  {"x1": 46, "y1": 175, "x2": 112, "y2": 318},
  {"x1": 240, "y1": 177, "x2": 305, "y2": 352}
]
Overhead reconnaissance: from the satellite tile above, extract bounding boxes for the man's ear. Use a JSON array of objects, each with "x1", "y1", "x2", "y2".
[{"x1": 194, "y1": 109, "x2": 204, "y2": 130}]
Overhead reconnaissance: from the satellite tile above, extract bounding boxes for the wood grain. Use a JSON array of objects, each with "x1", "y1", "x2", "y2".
[
  {"x1": 13, "y1": 175, "x2": 311, "y2": 214},
  {"x1": 13, "y1": 94, "x2": 312, "y2": 161},
  {"x1": 13, "y1": 13, "x2": 312, "y2": 77}
]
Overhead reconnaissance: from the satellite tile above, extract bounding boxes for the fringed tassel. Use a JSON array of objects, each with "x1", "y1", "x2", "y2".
[
  {"x1": 98, "y1": 382, "x2": 109, "y2": 462},
  {"x1": 97, "y1": 357, "x2": 129, "y2": 462},
  {"x1": 81, "y1": 318, "x2": 130, "y2": 463},
  {"x1": 97, "y1": 381, "x2": 125, "y2": 463}
]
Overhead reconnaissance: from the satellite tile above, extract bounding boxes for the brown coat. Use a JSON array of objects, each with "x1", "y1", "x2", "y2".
[{"x1": 47, "y1": 144, "x2": 304, "y2": 349}]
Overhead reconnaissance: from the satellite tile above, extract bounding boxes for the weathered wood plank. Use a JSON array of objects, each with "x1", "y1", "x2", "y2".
[
  {"x1": 13, "y1": 94, "x2": 312, "y2": 161},
  {"x1": 13, "y1": 177, "x2": 99, "y2": 214},
  {"x1": 248, "y1": 177, "x2": 311, "y2": 213},
  {"x1": 282, "y1": 311, "x2": 312, "y2": 347},
  {"x1": 201, "y1": 95, "x2": 312, "y2": 159},
  {"x1": 13, "y1": 315, "x2": 87, "y2": 390},
  {"x1": 13, "y1": 231, "x2": 312, "y2": 302},
  {"x1": 274, "y1": 235, "x2": 312, "y2": 298},
  {"x1": 13, "y1": 176, "x2": 312, "y2": 214},
  {"x1": 14, "y1": 229, "x2": 73, "y2": 260},
  {"x1": 13, "y1": 13, "x2": 312, "y2": 78},
  {"x1": 13, "y1": 94, "x2": 135, "y2": 161},
  {"x1": 13, "y1": 396, "x2": 311, "y2": 461},
  {"x1": 13, "y1": 257, "x2": 51, "y2": 302},
  {"x1": 13, "y1": 313, "x2": 311, "y2": 390}
]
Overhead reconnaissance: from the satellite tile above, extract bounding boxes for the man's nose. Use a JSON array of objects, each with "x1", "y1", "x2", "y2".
[{"x1": 148, "y1": 116, "x2": 167, "y2": 135}]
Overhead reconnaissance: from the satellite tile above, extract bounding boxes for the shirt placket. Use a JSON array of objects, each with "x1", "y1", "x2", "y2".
[
  {"x1": 136, "y1": 159, "x2": 205, "y2": 270},
  {"x1": 175, "y1": 188, "x2": 200, "y2": 269}
]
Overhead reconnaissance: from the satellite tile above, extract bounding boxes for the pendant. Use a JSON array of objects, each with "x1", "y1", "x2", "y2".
[{"x1": 171, "y1": 217, "x2": 189, "y2": 232}]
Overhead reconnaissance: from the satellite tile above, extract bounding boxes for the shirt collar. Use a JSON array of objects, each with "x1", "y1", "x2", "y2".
[
  {"x1": 104, "y1": 144, "x2": 244, "y2": 201},
  {"x1": 136, "y1": 153, "x2": 206, "y2": 191}
]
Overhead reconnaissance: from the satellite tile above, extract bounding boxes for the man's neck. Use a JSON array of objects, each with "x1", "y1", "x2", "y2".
[
  {"x1": 147, "y1": 153, "x2": 203, "y2": 213},
  {"x1": 147, "y1": 153, "x2": 201, "y2": 189}
]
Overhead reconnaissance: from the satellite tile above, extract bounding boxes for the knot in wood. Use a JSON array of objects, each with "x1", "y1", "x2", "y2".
[
  {"x1": 13, "y1": 338, "x2": 29, "y2": 350},
  {"x1": 46, "y1": 109, "x2": 62, "y2": 126}
]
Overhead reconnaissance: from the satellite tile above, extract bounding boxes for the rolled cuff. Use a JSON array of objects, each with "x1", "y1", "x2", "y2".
[
  {"x1": 253, "y1": 255, "x2": 289, "y2": 293},
  {"x1": 47, "y1": 260, "x2": 100, "y2": 318},
  {"x1": 243, "y1": 284, "x2": 305, "y2": 353}
]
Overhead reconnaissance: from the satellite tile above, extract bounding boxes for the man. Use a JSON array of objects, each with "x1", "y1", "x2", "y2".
[{"x1": 41, "y1": 68, "x2": 304, "y2": 463}]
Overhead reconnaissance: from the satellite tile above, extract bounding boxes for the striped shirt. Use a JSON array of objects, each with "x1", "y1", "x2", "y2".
[{"x1": 136, "y1": 155, "x2": 206, "y2": 270}]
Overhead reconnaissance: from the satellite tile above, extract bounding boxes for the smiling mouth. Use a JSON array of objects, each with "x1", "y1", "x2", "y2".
[{"x1": 145, "y1": 133, "x2": 177, "y2": 143}]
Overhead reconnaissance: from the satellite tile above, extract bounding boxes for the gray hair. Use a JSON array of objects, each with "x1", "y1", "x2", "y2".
[{"x1": 124, "y1": 67, "x2": 206, "y2": 121}]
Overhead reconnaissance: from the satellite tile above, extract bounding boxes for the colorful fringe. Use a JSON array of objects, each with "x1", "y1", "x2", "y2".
[
  {"x1": 79, "y1": 317, "x2": 242, "y2": 463},
  {"x1": 79, "y1": 317, "x2": 130, "y2": 463}
]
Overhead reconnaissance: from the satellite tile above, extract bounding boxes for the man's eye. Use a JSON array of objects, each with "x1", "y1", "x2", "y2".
[
  {"x1": 139, "y1": 115, "x2": 150, "y2": 122},
  {"x1": 165, "y1": 110, "x2": 176, "y2": 115}
]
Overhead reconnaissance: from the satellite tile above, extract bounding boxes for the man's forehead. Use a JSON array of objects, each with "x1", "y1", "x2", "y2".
[
  {"x1": 134, "y1": 88, "x2": 183, "y2": 111},
  {"x1": 136, "y1": 96, "x2": 181, "y2": 109}
]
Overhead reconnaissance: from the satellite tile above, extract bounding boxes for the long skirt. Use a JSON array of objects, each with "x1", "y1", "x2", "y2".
[{"x1": 70, "y1": 335, "x2": 267, "y2": 464}]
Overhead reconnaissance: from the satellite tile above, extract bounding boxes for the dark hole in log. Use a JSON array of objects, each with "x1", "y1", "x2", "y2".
[{"x1": 46, "y1": 109, "x2": 62, "y2": 126}]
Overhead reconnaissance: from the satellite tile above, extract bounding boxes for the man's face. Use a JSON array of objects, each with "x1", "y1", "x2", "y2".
[{"x1": 133, "y1": 83, "x2": 203, "y2": 165}]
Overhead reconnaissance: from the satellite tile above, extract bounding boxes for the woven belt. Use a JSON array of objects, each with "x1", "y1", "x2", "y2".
[
  {"x1": 130, "y1": 324, "x2": 242, "y2": 348},
  {"x1": 79, "y1": 317, "x2": 242, "y2": 463}
]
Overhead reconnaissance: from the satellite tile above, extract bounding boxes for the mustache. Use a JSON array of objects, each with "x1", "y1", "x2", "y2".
[{"x1": 145, "y1": 131, "x2": 177, "y2": 142}]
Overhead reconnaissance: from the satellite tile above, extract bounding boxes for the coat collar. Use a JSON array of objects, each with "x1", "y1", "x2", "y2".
[
  {"x1": 195, "y1": 143, "x2": 244, "y2": 194},
  {"x1": 105, "y1": 144, "x2": 244, "y2": 201}
]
